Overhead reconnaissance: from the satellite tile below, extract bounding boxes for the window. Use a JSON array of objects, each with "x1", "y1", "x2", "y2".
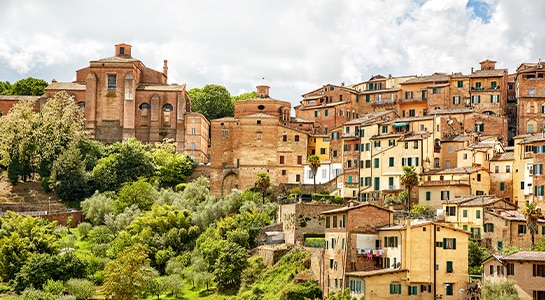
[
  {"x1": 389, "y1": 157, "x2": 394, "y2": 167},
  {"x1": 446, "y1": 206, "x2": 456, "y2": 216},
  {"x1": 107, "y1": 74, "x2": 116, "y2": 91},
  {"x1": 500, "y1": 182, "x2": 505, "y2": 191},
  {"x1": 222, "y1": 130, "x2": 228, "y2": 136},
  {"x1": 446, "y1": 261, "x2": 453, "y2": 273},
  {"x1": 425, "y1": 191, "x2": 430, "y2": 201},
  {"x1": 506, "y1": 165, "x2": 511, "y2": 173},
  {"x1": 484, "y1": 223, "x2": 494, "y2": 232},
  {"x1": 297, "y1": 156, "x2": 302, "y2": 164},
  {"x1": 281, "y1": 170, "x2": 286, "y2": 176},
  {"x1": 445, "y1": 283, "x2": 453, "y2": 296},
  {"x1": 408, "y1": 285, "x2": 418, "y2": 295},
  {"x1": 475, "y1": 82, "x2": 482, "y2": 89},
  {"x1": 390, "y1": 284, "x2": 402, "y2": 294},
  {"x1": 507, "y1": 263, "x2": 514, "y2": 275},
  {"x1": 374, "y1": 158, "x2": 379, "y2": 168},
  {"x1": 384, "y1": 236, "x2": 398, "y2": 247},
  {"x1": 536, "y1": 185, "x2": 545, "y2": 196},
  {"x1": 457, "y1": 80, "x2": 463, "y2": 88},
  {"x1": 441, "y1": 191, "x2": 450, "y2": 200},
  {"x1": 279, "y1": 156, "x2": 284, "y2": 164},
  {"x1": 325, "y1": 217, "x2": 330, "y2": 228},
  {"x1": 191, "y1": 128, "x2": 196, "y2": 135},
  {"x1": 475, "y1": 123, "x2": 484, "y2": 132},
  {"x1": 463, "y1": 210, "x2": 468, "y2": 217},
  {"x1": 320, "y1": 148, "x2": 327, "y2": 155},
  {"x1": 490, "y1": 94, "x2": 500, "y2": 103},
  {"x1": 314, "y1": 110, "x2": 318, "y2": 118},
  {"x1": 476, "y1": 210, "x2": 481, "y2": 219},
  {"x1": 294, "y1": 135, "x2": 300, "y2": 142},
  {"x1": 518, "y1": 224, "x2": 527, "y2": 234},
  {"x1": 296, "y1": 174, "x2": 300, "y2": 182},
  {"x1": 282, "y1": 135, "x2": 287, "y2": 142},
  {"x1": 443, "y1": 238, "x2": 456, "y2": 249},
  {"x1": 77, "y1": 101, "x2": 85, "y2": 109},
  {"x1": 472, "y1": 95, "x2": 480, "y2": 103},
  {"x1": 324, "y1": 109, "x2": 329, "y2": 117},
  {"x1": 535, "y1": 164, "x2": 543, "y2": 175},
  {"x1": 533, "y1": 264, "x2": 545, "y2": 277},
  {"x1": 332, "y1": 150, "x2": 338, "y2": 157},
  {"x1": 190, "y1": 142, "x2": 196, "y2": 150}
]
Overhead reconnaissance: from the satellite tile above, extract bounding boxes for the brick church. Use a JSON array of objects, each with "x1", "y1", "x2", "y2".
[{"x1": 43, "y1": 43, "x2": 209, "y2": 162}]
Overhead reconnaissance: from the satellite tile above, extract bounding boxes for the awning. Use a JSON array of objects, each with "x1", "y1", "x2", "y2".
[{"x1": 392, "y1": 123, "x2": 408, "y2": 128}]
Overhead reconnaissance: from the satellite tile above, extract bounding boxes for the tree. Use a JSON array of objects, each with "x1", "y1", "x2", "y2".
[
  {"x1": 153, "y1": 139, "x2": 196, "y2": 188},
  {"x1": 481, "y1": 279, "x2": 520, "y2": 300},
  {"x1": 469, "y1": 240, "x2": 491, "y2": 275},
  {"x1": 103, "y1": 243, "x2": 158, "y2": 300},
  {"x1": 307, "y1": 155, "x2": 321, "y2": 194},
  {"x1": 255, "y1": 173, "x2": 271, "y2": 204},
  {"x1": 50, "y1": 145, "x2": 91, "y2": 202},
  {"x1": 212, "y1": 241, "x2": 249, "y2": 291},
  {"x1": 91, "y1": 138, "x2": 155, "y2": 192},
  {"x1": 10, "y1": 77, "x2": 48, "y2": 96},
  {"x1": 0, "y1": 212, "x2": 59, "y2": 280},
  {"x1": 81, "y1": 192, "x2": 115, "y2": 225},
  {"x1": 113, "y1": 179, "x2": 159, "y2": 213},
  {"x1": 0, "y1": 80, "x2": 12, "y2": 95},
  {"x1": 400, "y1": 166, "x2": 419, "y2": 213},
  {"x1": 231, "y1": 91, "x2": 257, "y2": 103},
  {"x1": 410, "y1": 203, "x2": 433, "y2": 219},
  {"x1": 522, "y1": 201, "x2": 543, "y2": 249},
  {"x1": 0, "y1": 97, "x2": 38, "y2": 182},
  {"x1": 188, "y1": 85, "x2": 234, "y2": 120}
]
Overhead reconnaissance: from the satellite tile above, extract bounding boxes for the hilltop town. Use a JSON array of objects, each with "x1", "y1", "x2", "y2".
[{"x1": 1, "y1": 43, "x2": 545, "y2": 300}]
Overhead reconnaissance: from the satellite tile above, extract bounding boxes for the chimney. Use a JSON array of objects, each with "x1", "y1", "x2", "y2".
[
  {"x1": 256, "y1": 85, "x2": 270, "y2": 98},
  {"x1": 163, "y1": 60, "x2": 168, "y2": 77}
]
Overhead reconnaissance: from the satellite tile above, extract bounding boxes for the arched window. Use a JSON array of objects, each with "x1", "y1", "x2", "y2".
[
  {"x1": 77, "y1": 101, "x2": 85, "y2": 109},
  {"x1": 139, "y1": 103, "x2": 151, "y2": 110},
  {"x1": 162, "y1": 103, "x2": 173, "y2": 112}
]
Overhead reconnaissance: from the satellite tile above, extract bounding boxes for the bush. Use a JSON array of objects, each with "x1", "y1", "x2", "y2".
[
  {"x1": 43, "y1": 279, "x2": 64, "y2": 296},
  {"x1": 76, "y1": 222, "x2": 93, "y2": 239},
  {"x1": 65, "y1": 278, "x2": 95, "y2": 300}
]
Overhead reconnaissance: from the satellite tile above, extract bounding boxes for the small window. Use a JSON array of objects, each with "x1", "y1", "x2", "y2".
[
  {"x1": 162, "y1": 103, "x2": 173, "y2": 111},
  {"x1": 258, "y1": 105, "x2": 265, "y2": 110},
  {"x1": 77, "y1": 101, "x2": 85, "y2": 109},
  {"x1": 139, "y1": 103, "x2": 151, "y2": 110},
  {"x1": 107, "y1": 74, "x2": 117, "y2": 91}
]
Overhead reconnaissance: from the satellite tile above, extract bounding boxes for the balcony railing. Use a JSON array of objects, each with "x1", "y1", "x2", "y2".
[
  {"x1": 421, "y1": 180, "x2": 467, "y2": 186},
  {"x1": 524, "y1": 152, "x2": 535, "y2": 159},
  {"x1": 371, "y1": 99, "x2": 396, "y2": 106}
]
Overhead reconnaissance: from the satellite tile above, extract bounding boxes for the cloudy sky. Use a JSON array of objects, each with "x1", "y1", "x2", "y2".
[{"x1": 0, "y1": 0, "x2": 544, "y2": 106}]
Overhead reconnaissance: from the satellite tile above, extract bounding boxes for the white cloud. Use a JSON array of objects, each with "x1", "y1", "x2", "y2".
[{"x1": 0, "y1": 0, "x2": 544, "y2": 105}]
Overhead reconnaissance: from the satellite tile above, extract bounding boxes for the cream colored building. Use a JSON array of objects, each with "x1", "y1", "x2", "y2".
[{"x1": 346, "y1": 219, "x2": 470, "y2": 300}]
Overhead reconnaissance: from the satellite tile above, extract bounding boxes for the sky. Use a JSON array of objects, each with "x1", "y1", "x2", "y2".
[{"x1": 0, "y1": 0, "x2": 544, "y2": 107}]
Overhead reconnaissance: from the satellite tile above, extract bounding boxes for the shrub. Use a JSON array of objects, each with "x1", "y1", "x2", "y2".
[{"x1": 65, "y1": 278, "x2": 95, "y2": 300}]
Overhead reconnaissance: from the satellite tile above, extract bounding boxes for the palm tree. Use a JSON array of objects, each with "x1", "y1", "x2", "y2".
[
  {"x1": 255, "y1": 173, "x2": 271, "y2": 204},
  {"x1": 400, "y1": 166, "x2": 419, "y2": 214},
  {"x1": 307, "y1": 155, "x2": 321, "y2": 194},
  {"x1": 522, "y1": 201, "x2": 543, "y2": 249}
]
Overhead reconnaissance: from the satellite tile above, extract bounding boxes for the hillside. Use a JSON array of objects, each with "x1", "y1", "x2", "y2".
[{"x1": 237, "y1": 247, "x2": 321, "y2": 300}]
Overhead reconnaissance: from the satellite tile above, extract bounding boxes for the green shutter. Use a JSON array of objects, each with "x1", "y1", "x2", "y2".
[
  {"x1": 446, "y1": 261, "x2": 453, "y2": 272},
  {"x1": 443, "y1": 238, "x2": 447, "y2": 249},
  {"x1": 398, "y1": 284, "x2": 402, "y2": 294},
  {"x1": 453, "y1": 238, "x2": 456, "y2": 249},
  {"x1": 390, "y1": 284, "x2": 394, "y2": 294},
  {"x1": 426, "y1": 191, "x2": 431, "y2": 201}
]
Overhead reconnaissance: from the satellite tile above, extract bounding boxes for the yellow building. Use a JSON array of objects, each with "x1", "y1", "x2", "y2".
[
  {"x1": 419, "y1": 167, "x2": 491, "y2": 211},
  {"x1": 346, "y1": 219, "x2": 470, "y2": 300}
]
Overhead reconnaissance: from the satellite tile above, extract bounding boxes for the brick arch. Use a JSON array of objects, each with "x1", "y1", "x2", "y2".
[{"x1": 221, "y1": 171, "x2": 239, "y2": 196}]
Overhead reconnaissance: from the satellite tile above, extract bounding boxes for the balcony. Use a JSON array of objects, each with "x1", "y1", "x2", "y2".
[
  {"x1": 371, "y1": 99, "x2": 396, "y2": 106},
  {"x1": 524, "y1": 152, "x2": 535, "y2": 159},
  {"x1": 421, "y1": 180, "x2": 467, "y2": 186},
  {"x1": 399, "y1": 97, "x2": 427, "y2": 103}
]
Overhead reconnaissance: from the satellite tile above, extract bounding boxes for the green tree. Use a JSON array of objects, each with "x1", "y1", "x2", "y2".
[
  {"x1": 13, "y1": 252, "x2": 87, "y2": 292},
  {"x1": 50, "y1": 145, "x2": 91, "y2": 202},
  {"x1": 113, "y1": 179, "x2": 159, "y2": 213},
  {"x1": 481, "y1": 279, "x2": 519, "y2": 300},
  {"x1": 81, "y1": 192, "x2": 115, "y2": 225},
  {"x1": 410, "y1": 203, "x2": 433, "y2": 219},
  {"x1": 213, "y1": 241, "x2": 249, "y2": 291},
  {"x1": 255, "y1": 173, "x2": 271, "y2": 204},
  {"x1": 0, "y1": 212, "x2": 60, "y2": 280},
  {"x1": 103, "y1": 243, "x2": 158, "y2": 300},
  {"x1": 35, "y1": 91, "x2": 86, "y2": 178},
  {"x1": 231, "y1": 91, "x2": 257, "y2": 102},
  {"x1": 400, "y1": 166, "x2": 419, "y2": 213},
  {"x1": 307, "y1": 155, "x2": 321, "y2": 194},
  {"x1": 0, "y1": 97, "x2": 38, "y2": 182},
  {"x1": 10, "y1": 77, "x2": 48, "y2": 96},
  {"x1": 153, "y1": 139, "x2": 196, "y2": 188},
  {"x1": 0, "y1": 80, "x2": 12, "y2": 95},
  {"x1": 91, "y1": 138, "x2": 155, "y2": 192},
  {"x1": 468, "y1": 240, "x2": 491, "y2": 275},
  {"x1": 188, "y1": 85, "x2": 234, "y2": 120},
  {"x1": 522, "y1": 201, "x2": 543, "y2": 249}
]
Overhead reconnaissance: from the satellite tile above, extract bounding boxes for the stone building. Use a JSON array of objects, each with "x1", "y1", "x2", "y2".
[
  {"x1": 321, "y1": 203, "x2": 394, "y2": 297},
  {"x1": 43, "y1": 43, "x2": 209, "y2": 162},
  {"x1": 515, "y1": 61, "x2": 545, "y2": 135},
  {"x1": 209, "y1": 85, "x2": 313, "y2": 197}
]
